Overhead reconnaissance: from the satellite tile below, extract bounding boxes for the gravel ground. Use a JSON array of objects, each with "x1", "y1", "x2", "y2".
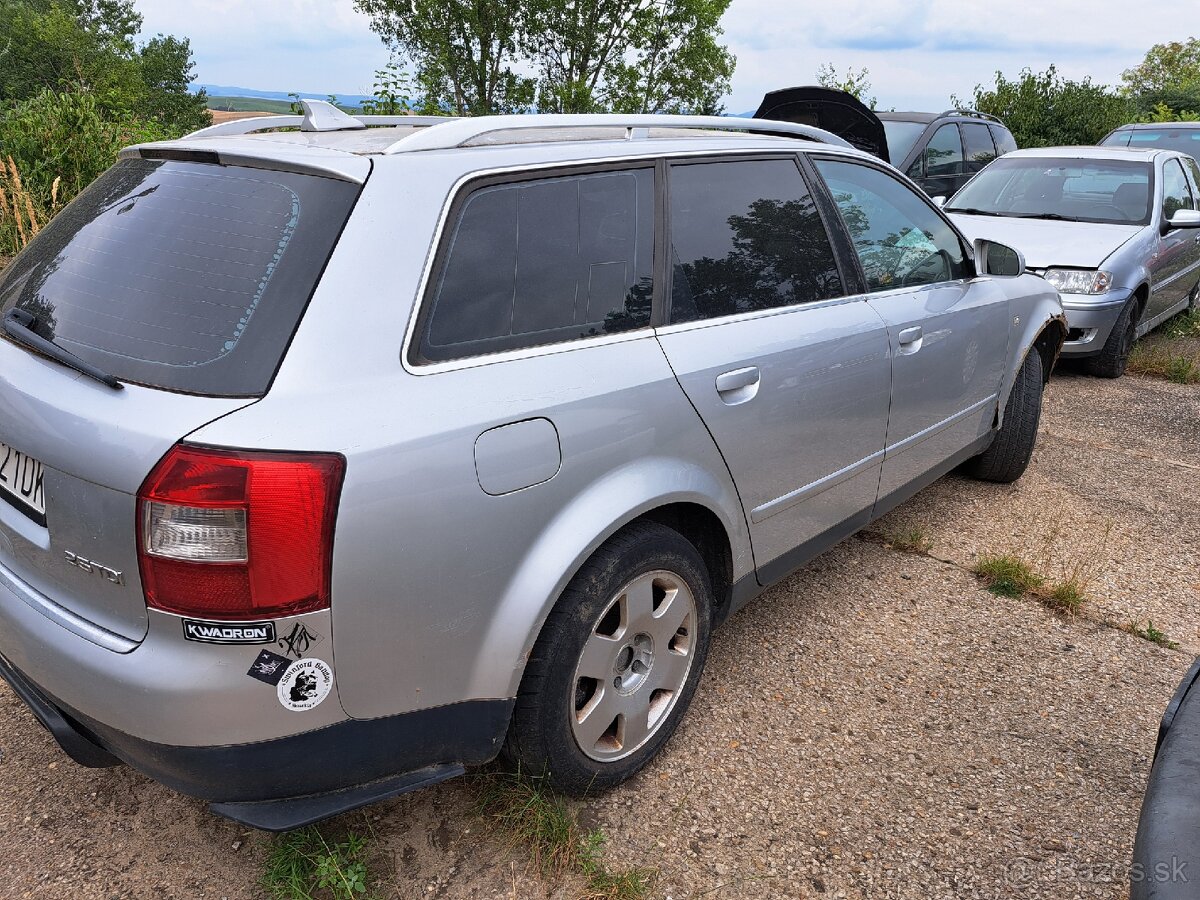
[{"x1": 0, "y1": 372, "x2": 1194, "y2": 899}]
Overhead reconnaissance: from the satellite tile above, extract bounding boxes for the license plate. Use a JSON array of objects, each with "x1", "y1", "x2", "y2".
[{"x1": 0, "y1": 441, "x2": 46, "y2": 525}]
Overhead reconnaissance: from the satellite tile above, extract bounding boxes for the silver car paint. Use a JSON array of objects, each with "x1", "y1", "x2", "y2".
[
  {"x1": 0, "y1": 131, "x2": 1063, "y2": 749},
  {"x1": 949, "y1": 146, "x2": 1200, "y2": 357}
]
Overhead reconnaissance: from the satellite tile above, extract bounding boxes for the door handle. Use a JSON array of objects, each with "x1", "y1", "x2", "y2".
[
  {"x1": 715, "y1": 366, "x2": 761, "y2": 405},
  {"x1": 898, "y1": 326, "x2": 923, "y2": 345}
]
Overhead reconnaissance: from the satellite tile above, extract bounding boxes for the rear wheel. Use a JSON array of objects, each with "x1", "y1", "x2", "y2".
[
  {"x1": 1084, "y1": 298, "x2": 1138, "y2": 378},
  {"x1": 502, "y1": 521, "x2": 712, "y2": 795},
  {"x1": 963, "y1": 348, "x2": 1043, "y2": 484}
]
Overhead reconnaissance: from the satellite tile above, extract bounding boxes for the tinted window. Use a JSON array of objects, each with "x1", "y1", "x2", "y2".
[
  {"x1": 924, "y1": 124, "x2": 964, "y2": 177},
  {"x1": 1100, "y1": 130, "x2": 1133, "y2": 148},
  {"x1": 0, "y1": 159, "x2": 358, "y2": 397},
  {"x1": 881, "y1": 121, "x2": 927, "y2": 166},
  {"x1": 668, "y1": 159, "x2": 843, "y2": 323},
  {"x1": 1115, "y1": 127, "x2": 1200, "y2": 163},
  {"x1": 990, "y1": 125, "x2": 1018, "y2": 156},
  {"x1": 815, "y1": 159, "x2": 967, "y2": 292},
  {"x1": 947, "y1": 157, "x2": 1153, "y2": 225},
  {"x1": 419, "y1": 169, "x2": 653, "y2": 362},
  {"x1": 1186, "y1": 157, "x2": 1200, "y2": 193},
  {"x1": 1163, "y1": 158, "x2": 1194, "y2": 220},
  {"x1": 962, "y1": 123, "x2": 997, "y2": 172}
]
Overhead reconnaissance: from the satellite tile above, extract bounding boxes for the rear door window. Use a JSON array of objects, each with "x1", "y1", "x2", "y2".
[
  {"x1": 415, "y1": 168, "x2": 653, "y2": 363},
  {"x1": 667, "y1": 158, "x2": 844, "y2": 323},
  {"x1": 0, "y1": 158, "x2": 359, "y2": 397},
  {"x1": 924, "y1": 124, "x2": 965, "y2": 177},
  {"x1": 989, "y1": 125, "x2": 1018, "y2": 155},
  {"x1": 962, "y1": 123, "x2": 997, "y2": 172}
]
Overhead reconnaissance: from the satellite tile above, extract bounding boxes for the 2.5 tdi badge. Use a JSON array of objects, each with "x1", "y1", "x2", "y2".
[{"x1": 277, "y1": 658, "x2": 333, "y2": 712}]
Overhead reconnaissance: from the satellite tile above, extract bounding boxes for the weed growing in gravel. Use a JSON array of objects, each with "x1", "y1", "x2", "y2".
[
  {"x1": 1129, "y1": 620, "x2": 1180, "y2": 650},
  {"x1": 476, "y1": 770, "x2": 653, "y2": 898},
  {"x1": 1128, "y1": 311, "x2": 1200, "y2": 383},
  {"x1": 884, "y1": 526, "x2": 933, "y2": 555},
  {"x1": 262, "y1": 826, "x2": 372, "y2": 900},
  {"x1": 972, "y1": 553, "x2": 1044, "y2": 598},
  {"x1": 1041, "y1": 577, "x2": 1086, "y2": 615}
]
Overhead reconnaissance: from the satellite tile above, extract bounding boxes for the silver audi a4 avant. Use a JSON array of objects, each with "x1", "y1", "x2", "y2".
[{"x1": 0, "y1": 102, "x2": 1065, "y2": 830}]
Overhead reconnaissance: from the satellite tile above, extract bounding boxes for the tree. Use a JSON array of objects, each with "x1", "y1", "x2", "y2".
[
  {"x1": 816, "y1": 63, "x2": 875, "y2": 109},
  {"x1": 353, "y1": 0, "x2": 534, "y2": 115},
  {"x1": 957, "y1": 66, "x2": 1134, "y2": 148},
  {"x1": 0, "y1": 0, "x2": 207, "y2": 135},
  {"x1": 1122, "y1": 38, "x2": 1200, "y2": 97},
  {"x1": 353, "y1": 0, "x2": 735, "y2": 115}
]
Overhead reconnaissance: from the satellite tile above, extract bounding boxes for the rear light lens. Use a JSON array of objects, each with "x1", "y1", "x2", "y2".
[{"x1": 137, "y1": 444, "x2": 345, "y2": 620}]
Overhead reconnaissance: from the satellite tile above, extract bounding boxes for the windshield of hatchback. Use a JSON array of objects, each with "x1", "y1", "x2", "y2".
[
  {"x1": 882, "y1": 121, "x2": 926, "y2": 165},
  {"x1": 1102, "y1": 128, "x2": 1200, "y2": 162},
  {"x1": 945, "y1": 157, "x2": 1154, "y2": 225},
  {"x1": 0, "y1": 158, "x2": 359, "y2": 397}
]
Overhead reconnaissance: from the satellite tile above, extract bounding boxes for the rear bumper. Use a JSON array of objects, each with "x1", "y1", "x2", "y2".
[
  {"x1": 0, "y1": 650, "x2": 511, "y2": 828},
  {"x1": 1131, "y1": 657, "x2": 1200, "y2": 898},
  {"x1": 1058, "y1": 291, "x2": 1132, "y2": 358}
]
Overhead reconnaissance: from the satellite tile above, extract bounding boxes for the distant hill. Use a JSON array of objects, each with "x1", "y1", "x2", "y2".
[
  {"x1": 206, "y1": 96, "x2": 295, "y2": 114},
  {"x1": 194, "y1": 84, "x2": 373, "y2": 107}
]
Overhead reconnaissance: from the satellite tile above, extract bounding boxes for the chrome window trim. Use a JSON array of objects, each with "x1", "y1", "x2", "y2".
[
  {"x1": 652, "y1": 292, "x2": 869, "y2": 336},
  {"x1": 398, "y1": 146, "x2": 863, "y2": 376}
]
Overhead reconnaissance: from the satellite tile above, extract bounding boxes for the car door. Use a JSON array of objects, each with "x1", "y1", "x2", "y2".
[
  {"x1": 654, "y1": 156, "x2": 891, "y2": 584},
  {"x1": 810, "y1": 156, "x2": 1011, "y2": 505},
  {"x1": 1148, "y1": 157, "x2": 1200, "y2": 321}
]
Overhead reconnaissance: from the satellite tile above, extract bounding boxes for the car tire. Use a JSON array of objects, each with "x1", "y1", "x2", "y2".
[
  {"x1": 501, "y1": 521, "x2": 713, "y2": 795},
  {"x1": 1084, "y1": 297, "x2": 1138, "y2": 378},
  {"x1": 963, "y1": 348, "x2": 1043, "y2": 484}
]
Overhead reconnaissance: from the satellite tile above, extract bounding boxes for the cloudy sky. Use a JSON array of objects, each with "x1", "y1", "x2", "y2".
[{"x1": 135, "y1": 0, "x2": 1184, "y2": 112}]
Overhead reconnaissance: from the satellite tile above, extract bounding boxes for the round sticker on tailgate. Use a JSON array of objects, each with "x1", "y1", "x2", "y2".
[{"x1": 277, "y1": 658, "x2": 333, "y2": 712}]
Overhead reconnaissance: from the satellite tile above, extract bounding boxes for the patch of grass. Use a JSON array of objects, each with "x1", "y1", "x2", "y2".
[
  {"x1": 1129, "y1": 619, "x2": 1180, "y2": 650},
  {"x1": 884, "y1": 526, "x2": 933, "y2": 555},
  {"x1": 262, "y1": 826, "x2": 372, "y2": 900},
  {"x1": 1128, "y1": 310, "x2": 1200, "y2": 383},
  {"x1": 972, "y1": 552, "x2": 1045, "y2": 598},
  {"x1": 476, "y1": 771, "x2": 653, "y2": 898},
  {"x1": 1040, "y1": 577, "x2": 1086, "y2": 615}
]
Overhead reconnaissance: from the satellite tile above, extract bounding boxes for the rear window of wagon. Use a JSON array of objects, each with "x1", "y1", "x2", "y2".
[{"x1": 0, "y1": 158, "x2": 359, "y2": 397}]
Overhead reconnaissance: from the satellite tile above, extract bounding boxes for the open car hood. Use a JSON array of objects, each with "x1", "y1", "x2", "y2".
[{"x1": 754, "y1": 87, "x2": 888, "y2": 162}]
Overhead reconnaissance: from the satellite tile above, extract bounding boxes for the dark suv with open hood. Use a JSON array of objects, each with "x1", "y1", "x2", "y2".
[{"x1": 755, "y1": 87, "x2": 1018, "y2": 198}]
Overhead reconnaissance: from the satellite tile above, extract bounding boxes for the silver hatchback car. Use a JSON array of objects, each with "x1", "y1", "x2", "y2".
[
  {"x1": 945, "y1": 146, "x2": 1200, "y2": 377},
  {"x1": 0, "y1": 103, "x2": 1064, "y2": 830}
]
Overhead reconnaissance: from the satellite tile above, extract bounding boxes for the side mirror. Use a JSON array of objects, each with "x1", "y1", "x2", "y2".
[
  {"x1": 1168, "y1": 208, "x2": 1200, "y2": 228},
  {"x1": 932, "y1": 195, "x2": 947, "y2": 207},
  {"x1": 973, "y1": 238, "x2": 1025, "y2": 277}
]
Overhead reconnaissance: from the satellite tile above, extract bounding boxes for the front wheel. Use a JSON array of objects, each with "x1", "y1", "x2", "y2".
[
  {"x1": 1084, "y1": 298, "x2": 1138, "y2": 378},
  {"x1": 502, "y1": 522, "x2": 713, "y2": 795},
  {"x1": 963, "y1": 348, "x2": 1044, "y2": 484}
]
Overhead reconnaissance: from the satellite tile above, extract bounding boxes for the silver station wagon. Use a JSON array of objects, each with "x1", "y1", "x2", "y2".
[{"x1": 0, "y1": 102, "x2": 1064, "y2": 830}]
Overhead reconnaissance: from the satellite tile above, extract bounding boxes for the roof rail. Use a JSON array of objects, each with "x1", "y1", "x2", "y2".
[
  {"x1": 939, "y1": 108, "x2": 1003, "y2": 125},
  {"x1": 381, "y1": 114, "x2": 853, "y2": 154},
  {"x1": 185, "y1": 99, "x2": 455, "y2": 139}
]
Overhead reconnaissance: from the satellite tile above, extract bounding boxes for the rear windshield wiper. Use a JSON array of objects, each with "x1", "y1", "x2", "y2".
[
  {"x1": 944, "y1": 206, "x2": 1006, "y2": 217},
  {"x1": 3, "y1": 309, "x2": 123, "y2": 390}
]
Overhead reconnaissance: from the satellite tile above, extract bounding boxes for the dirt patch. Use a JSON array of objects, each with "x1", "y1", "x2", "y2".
[
  {"x1": 0, "y1": 376, "x2": 1195, "y2": 898},
  {"x1": 208, "y1": 110, "x2": 281, "y2": 125}
]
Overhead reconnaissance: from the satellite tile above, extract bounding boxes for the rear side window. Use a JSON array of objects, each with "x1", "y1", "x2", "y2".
[
  {"x1": 0, "y1": 158, "x2": 358, "y2": 397},
  {"x1": 924, "y1": 124, "x2": 965, "y2": 177},
  {"x1": 962, "y1": 123, "x2": 997, "y2": 172},
  {"x1": 990, "y1": 125, "x2": 1018, "y2": 156},
  {"x1": 668, "y1": 159, "x2": 843, "y2": 323},
  {"x1": 416, "y1": 169, "x2": 653, "y2": 362}
]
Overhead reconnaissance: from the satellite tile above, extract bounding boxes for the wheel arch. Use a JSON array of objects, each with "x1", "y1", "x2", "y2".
[
  {"x1": 464, "y1": 459, "x2": 752, "y2": 703},
  {"x1": 996, "y1": 282, "x2": 1067, "y2": 428}
]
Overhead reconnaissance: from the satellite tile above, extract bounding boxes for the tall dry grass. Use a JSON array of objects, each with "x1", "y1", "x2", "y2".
[{"x1": 0, "y1": 156, "x2": 61, "y2": 255}]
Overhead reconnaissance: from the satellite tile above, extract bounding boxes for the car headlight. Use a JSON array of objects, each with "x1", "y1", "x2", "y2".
[{"x1": 1042, "y1": 268, "x2": 1113, "y2": 295}]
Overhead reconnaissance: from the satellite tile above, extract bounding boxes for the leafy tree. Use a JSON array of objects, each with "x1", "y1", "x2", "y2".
[
  {"x1": 1122, "y1": 38, "x2": 1200, "y2": 96},
  {"x1": 957, "y1": 66, "x2": 1134, "y2": 148},
  {"x1": 0, "y1": 0, "x2": 207, "y2": 135},
  {"x1": 353, "y1": 0, "x2": 534, "y2": 115},
  {"x1": 816, "y1": 63, "x2": 875, "y2": 109},
  {"x1": 360, "y1": 56, "x2": 414, "y2": 115},
  {"x1": 353, "y1": 0, "x2": 734, "y2": 115}
]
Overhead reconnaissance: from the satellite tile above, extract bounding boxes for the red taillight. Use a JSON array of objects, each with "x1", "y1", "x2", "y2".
[{"x1": 136, "y1": 444, "x2": 345, "y2": 620}]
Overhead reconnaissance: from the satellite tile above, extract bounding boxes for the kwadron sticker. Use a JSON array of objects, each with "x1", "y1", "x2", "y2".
[
  {"x1": 277, "y1": 658, "x2": 334, "y2": 712},
  {"x1": 184, "y1": 619, "x2": 276, "y2": 645}
]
